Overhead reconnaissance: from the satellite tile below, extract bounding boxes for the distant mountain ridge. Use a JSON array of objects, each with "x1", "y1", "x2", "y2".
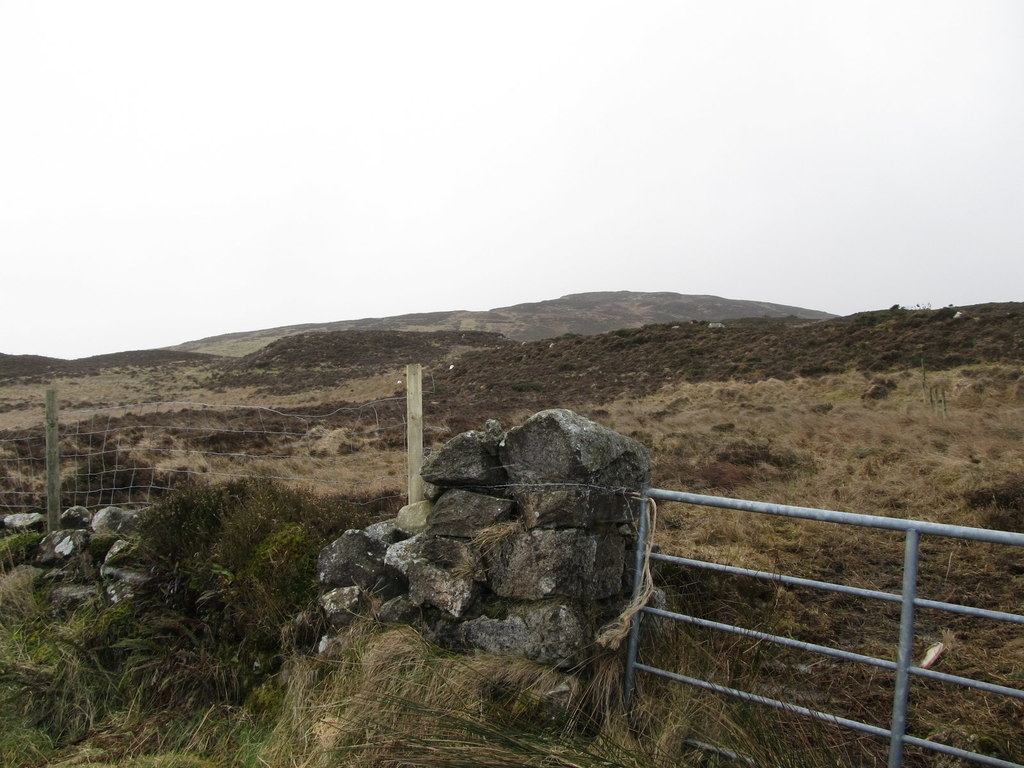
[{"x1": 168, "y1": 291, "x2": 836, "y2": 357}]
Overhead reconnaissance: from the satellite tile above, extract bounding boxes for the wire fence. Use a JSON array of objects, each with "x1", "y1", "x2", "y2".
[{"x1": 1, "y1": 395, "x2": 420, "y2": 517}]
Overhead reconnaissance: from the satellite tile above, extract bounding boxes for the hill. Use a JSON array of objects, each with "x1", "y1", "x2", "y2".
[
  {"x1": 166, "y1": 291, "x2": 836, "y2": 357},
  {"x1": 390, "y1": 302, "x2": 1024, "y2": 429},
  {"x1": 215, "y1": 329, "x2": 513, "y2": 393}
]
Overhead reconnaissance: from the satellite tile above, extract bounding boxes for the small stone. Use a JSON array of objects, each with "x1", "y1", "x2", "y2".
[
  {"x1": 100, "y1": 564, "x2": 149, "y2": 603},
  {"x1": 384, "y1": 534, "x2": 427, "y2": 577},
  {"x1": 394, "y1": 500, "x2": 433, "y2": 535},
  {"x1": 377, "y1": 595, "x2": 420, "y2": 624},
  {"x1": 320, "y1": 586, "x2": 363, "y2": 629},
  {"x1": 364, "y1": 520, "x2": 407, "y2": 546},
  {"x1": 103, "y1": 539, "x2": 132, "y2": 565},
  {"x1": 406, "y1": 538, "x2": 483, "y2": 618},
  {"x1": 4, "y1": 513, "x2": 46, "y2": 532},
  {"x1": 50, "y1": 584, "x2": 100, "y2": 613},
  {"x1": 61, "y1": 506, "x2": 92, "y2": 529},
  {"x1": 422, "y1": 481, "x2": 445, "y2": 501}
]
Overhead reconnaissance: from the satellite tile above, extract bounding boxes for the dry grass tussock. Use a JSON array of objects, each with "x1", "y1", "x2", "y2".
[{"x1": 260, "y1": 623, "x2": 667, "y2": 768}]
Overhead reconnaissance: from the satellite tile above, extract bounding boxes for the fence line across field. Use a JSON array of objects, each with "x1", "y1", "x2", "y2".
[
  {"x1": 624, "y1": 487, "x2": 1024, "y2": 768},
  {"x1": 0, "y1": 369, "x2": 425, "y2": 522}
]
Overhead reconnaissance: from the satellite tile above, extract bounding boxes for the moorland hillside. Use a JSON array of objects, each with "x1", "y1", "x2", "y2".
[
  {"x1": 2, "y1": 301, "x2": 1023, "y2": 767},
  {"x1": 164, "y1": 290, "x2": 837, "y2": 357}
]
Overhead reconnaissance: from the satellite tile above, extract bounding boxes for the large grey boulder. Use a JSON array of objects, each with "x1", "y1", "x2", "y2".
[
  {"x1": 91, "y1": 506, "x2": 141, "y2": 536},
  {"x1": 318, "y1": 529, "x2": 403, "y2": 595},
  {"x1": 461, "y1": 601, "x2": 588, "y2": 667},
  {"x1": 499, "y1": 409, "x2": 649, "y2": 527},
  {"x1": 511, "y1": 486, "x2": 635, "y2": 529},
  {"x1": 486, "y1": 529, "x2": 626, "y2": 601},
  {"x1": 420, "y1": 421, "x2": 507, "y2": 488},
  {"x1": 320, "y1": 586, "x2": 364, "y2": 629},
  {"x1": 426, "y1": 489, "x2": 515, "y2": 538}
]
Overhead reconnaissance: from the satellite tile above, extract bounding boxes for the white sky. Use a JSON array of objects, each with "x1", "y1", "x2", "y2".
[{"x1": 2, "y1": 1, "x2": 1022, "y2": 360}]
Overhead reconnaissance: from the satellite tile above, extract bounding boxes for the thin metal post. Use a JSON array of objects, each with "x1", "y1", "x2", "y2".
[
  {"x1": 45, "y1": 389, "x2": 60, "y2": 532},
  {"x1": 888, "y1": 528, "x2": 920, "y2": 768},
  {"x1": 623, "y1": 497, "x2": 650, "y2": 712}
]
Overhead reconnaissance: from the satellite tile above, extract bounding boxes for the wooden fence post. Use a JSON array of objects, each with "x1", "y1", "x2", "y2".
[
  {"x1": 45, "y1": 389, "x2": 61, "y2": 532},
  {"x1": 406, "y1": 364, "x2": 424, "y2": 504}
]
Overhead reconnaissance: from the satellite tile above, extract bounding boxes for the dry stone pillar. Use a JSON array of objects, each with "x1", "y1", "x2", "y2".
[{"x1": 316, "y1": 409, "x2": 650, "y2": 668}]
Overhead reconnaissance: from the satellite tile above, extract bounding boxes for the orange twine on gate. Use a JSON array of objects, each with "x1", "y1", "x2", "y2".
[{"x1": 596, "y1": 495, "x2": 657, "y2": 650}]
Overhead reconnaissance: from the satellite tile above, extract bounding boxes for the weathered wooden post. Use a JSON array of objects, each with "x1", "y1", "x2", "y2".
[
  {"x1": 45, "y1": 388, "x2": 61, "y2": 532},
  {"x1": 405, "y1": 364, "x2": 424, "y2": 504}
]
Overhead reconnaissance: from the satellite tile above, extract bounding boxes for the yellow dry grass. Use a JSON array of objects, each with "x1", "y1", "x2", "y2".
[{"x1": 590, "y1": 365, "x2": 1024, "y2": 764}]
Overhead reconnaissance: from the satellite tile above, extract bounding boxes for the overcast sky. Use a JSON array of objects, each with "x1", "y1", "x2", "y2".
[{"x1": 2, "y1": 1, "x2": 1022, "y2": 360}]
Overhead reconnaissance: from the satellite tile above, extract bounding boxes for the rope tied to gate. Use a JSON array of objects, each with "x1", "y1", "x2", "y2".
[{"x1": 596, "y1": 494, "x2": 657, "y2": 650}]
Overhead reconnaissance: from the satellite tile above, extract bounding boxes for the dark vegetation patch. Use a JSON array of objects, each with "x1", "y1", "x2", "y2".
[
  {"x1": 0, "y1": 350, "x2": 222, "y2": 383},
  {"x1": 0, "y1": 480, "x2": 390, "y2": 750},
  {"x1": 214, "y1": 329, "x2": 513, "y2": 394},
  {"x1": 421, "y1": 303, "x2": 1024, "y2": 426},
  {"x1": 965, "y1": 474, "x2": 1024, "y2": 532}
]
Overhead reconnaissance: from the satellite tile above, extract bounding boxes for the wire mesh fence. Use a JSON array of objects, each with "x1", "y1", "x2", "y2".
[{"x1": 1, "y1": 396, "x2": 417, "y2": 517}]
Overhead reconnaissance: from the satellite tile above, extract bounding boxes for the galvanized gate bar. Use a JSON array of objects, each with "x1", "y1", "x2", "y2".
[
  {"x1": 643, "y1": 488, "x2": 1024, "y2": 546},
  {"x1": 642, "y1": 605, "x2": 899, "y2": 670},
  {"x1": 650, "y1": 551, "x2": 904, "y2": 603},
  {"x1": 633, "y1": 662, "x2": 894, "y2": 739},
  {"x1": 635, "y1": 664, "x2": 1024, "y2": 768},
  {"x1": 641, "y1": 606, "x2": 1024, "y2": 701},
  {"x1": 625, "y1": 486, "x2": 1024, "y2": 767},
  {"x1": 649, "y1": 551, "x2": 1024, "y2": 625}
]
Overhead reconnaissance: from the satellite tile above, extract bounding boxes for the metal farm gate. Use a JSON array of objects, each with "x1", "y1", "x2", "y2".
[{"x1": 623, "y1": 488, "x2": 1024, "y2": 768}]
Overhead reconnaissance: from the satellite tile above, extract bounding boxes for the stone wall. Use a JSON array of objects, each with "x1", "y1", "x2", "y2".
[
  {"x1": 3, "y1": 408, "x2": 651, "y2": 671},
  {"x1": 1, "y1": 504, "x2": 148, "y2": 609},
  {"x1": 316, "y1": 408, "x2": 650, "y2": 667}
]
